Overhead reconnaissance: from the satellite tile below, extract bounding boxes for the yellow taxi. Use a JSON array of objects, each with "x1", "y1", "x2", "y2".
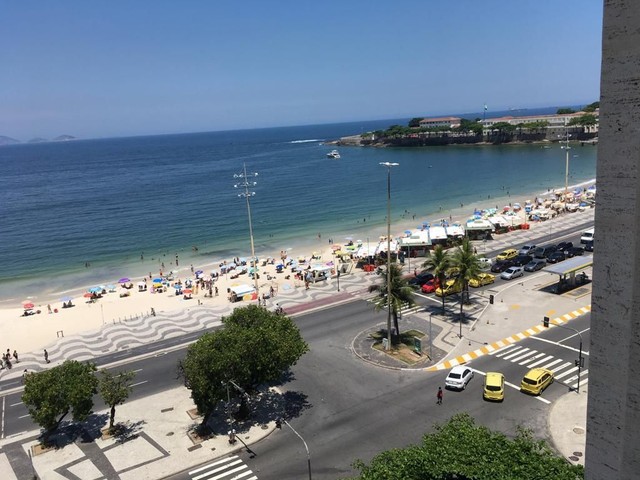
[
  {"x1": 469, "y1": 273, "x2": 495, "y2": 288},
  {"x1": 520, "y1": 368, "x2": 554, "y2": 395},
  {"x1": 483, "y1": 372, "x2": 505, "y2": 401},
  {"x1": 435, "y1": 279, "x2": 462, "y2": 297},
  {"x1": 496, "y1": 248, "x2": 518, "y2": 261}
]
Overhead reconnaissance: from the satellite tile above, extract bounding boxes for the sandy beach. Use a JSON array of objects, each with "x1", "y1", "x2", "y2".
[{"x1": 0, "y1": 179, "x2": 595, "y2": 357}]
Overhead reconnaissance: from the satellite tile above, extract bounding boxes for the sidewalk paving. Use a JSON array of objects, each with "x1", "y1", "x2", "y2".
[{"x1": 0, "y1": 209, "x2": 594, "y2": 478}]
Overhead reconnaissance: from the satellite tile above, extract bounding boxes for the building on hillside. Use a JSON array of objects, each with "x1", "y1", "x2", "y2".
[
  {"x1": 481, "y1": 110, "x2": 599, "y2": 133},
  {"x1": 418, "y1": 116, "x2": 462, "y2": 129}
]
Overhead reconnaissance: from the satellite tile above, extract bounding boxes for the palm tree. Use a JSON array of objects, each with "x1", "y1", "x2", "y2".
[
  {"x1": 451, "y1": 238, "x2": 482, "y2": 336},
  {"x1": 422, "y1": 245, "x2": 451, "y2": 315},
  {"x1": 368, "y1": 262, "x2": 416, "y2": 343}
]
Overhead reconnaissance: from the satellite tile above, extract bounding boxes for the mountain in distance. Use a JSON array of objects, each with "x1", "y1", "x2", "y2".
[
  {"x1": 0, "y1": 135, "x2": 20, "y2": 146},
  {"x1": 53, "y1": 135, "x2": 76, "y2": 142},
  {"x1": 28, "y1": 137, "x2": 48, "y2": 143}
]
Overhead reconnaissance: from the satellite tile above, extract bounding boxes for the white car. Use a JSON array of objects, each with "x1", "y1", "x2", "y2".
[
  {"x1": 501, "y1": 265, "x2": 524, "y2": 280},
  {"x1": 477, "y1": 257, "x2": 492, "y2": 270},
  {"x1": 445, "y1": 366, "x2": 474, "y2": 390}
]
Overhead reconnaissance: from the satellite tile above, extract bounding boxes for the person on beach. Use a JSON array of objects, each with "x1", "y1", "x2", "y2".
[
  {"x1": 44, "y1": 349, "x2": 50, "y2": 364},
  {"x1": 13, "y1": 350, "x2": 18, "y2": 363},
  {"x1": 47, "y1": 304, "x2": 52, "y2": 314}
]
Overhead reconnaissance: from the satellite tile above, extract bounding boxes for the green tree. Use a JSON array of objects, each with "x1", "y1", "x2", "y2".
[
  {"x1": 22, "y1": 360, "x2": 98, "y2": 435},
  {"x1": 179, "y1": 305, "x2": 308, "y2": 428},
  {"x1": 451, "y1": 238, "x2": 482, "y2": 331},
  {"x1": 368, "y1": 263, "x2": 416, "y2": 342},
  {"x1": 348, "y1": 413, "x2": 584, "y2": 480},
  {"x1": 568, "y1": 114, "x2": 597, "y2": 126},
  {"x1": 422, "y1": 245, "x2": 451, "y2": 315},
  {"x1": 408, "y1": 117, "x2": 423, "y2": 128},
  {"x1": 557, "y1": 107, "x2": 576, "y2": 114},
  {"x1": 98, "y1": 370, "x2": 136, "y2": 432},
  {"x1": 583, "y1": 101, "x2": 599, "y2": 112}
]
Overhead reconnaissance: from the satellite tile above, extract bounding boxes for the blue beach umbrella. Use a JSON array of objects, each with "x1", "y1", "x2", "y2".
[
  {"x1": 89, "y1": 287, "x2": 102, "y2": 293},
  {"x1": 106, "y1": 284, "x2": 116, "y2": 290},
  {"x1": 152, "y1": 278, "x2": 163, "y2": 283},
  {"x1": 195, "y1": 270, "x2": 203, "y2": 275}
]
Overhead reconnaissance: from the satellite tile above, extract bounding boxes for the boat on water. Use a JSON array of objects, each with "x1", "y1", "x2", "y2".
[{"x1": 327, "y1": 149, "x2": 341, "y2": 159}]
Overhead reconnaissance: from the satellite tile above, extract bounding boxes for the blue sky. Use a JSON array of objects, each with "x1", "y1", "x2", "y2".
[{"x1": 1, "y1": 1, "x2": 603, "y2": 140}]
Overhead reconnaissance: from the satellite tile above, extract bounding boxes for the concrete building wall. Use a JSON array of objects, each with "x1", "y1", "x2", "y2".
[{"x1": 585, "y1": 1, "x2": 640, "y2": 479}]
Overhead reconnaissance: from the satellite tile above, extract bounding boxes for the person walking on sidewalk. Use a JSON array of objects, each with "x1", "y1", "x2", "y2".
[
  {"x1": 437, "y1": 387, "x2": 443, "y2": 405},
  {"x1": 44, "y1": 349, "x2": 50, "y2": 363}
]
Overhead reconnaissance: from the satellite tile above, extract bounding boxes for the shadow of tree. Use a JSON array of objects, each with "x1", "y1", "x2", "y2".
[
  {"x1": 39, "y1": 412, "x2": 110, "y2": 449},
  {"x1": 109, "y1": 419, "x2": 147, "y2": 444}
]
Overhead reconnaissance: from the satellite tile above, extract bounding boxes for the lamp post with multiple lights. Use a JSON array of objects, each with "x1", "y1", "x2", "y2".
[
  {"x1": 380, "y1": 162, "x2": 399, "y2": 350},
  {"x1": 234, "y1": 164, "x2": 259, "y2": 299}
]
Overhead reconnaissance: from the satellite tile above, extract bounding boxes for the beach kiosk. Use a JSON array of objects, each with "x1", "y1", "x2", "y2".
[{"x1": 229, "y1": 284, "x2": 257, "y2": 302}]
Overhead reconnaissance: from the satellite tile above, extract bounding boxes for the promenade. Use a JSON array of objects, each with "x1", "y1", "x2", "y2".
[{"x1": 0, "y1": 208, "x2": 593, "y2": 479}]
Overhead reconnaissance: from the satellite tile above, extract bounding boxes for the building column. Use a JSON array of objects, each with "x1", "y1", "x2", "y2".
[{"x1": 586, "y1": 1, "x2": 640, "y2": 479}]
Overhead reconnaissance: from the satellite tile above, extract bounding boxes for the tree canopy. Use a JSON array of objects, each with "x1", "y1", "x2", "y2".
[
  {"x1": 22, "y1": 360, "x2": 98, "y2": 433},
  {"x1": 179, "y1": 305, "x2": 309, "y2": 425},
  {"x1": 568, "y1": 114, "x2": 598, "y2": 127},
  {"x1": 348, "y1": 413, "x2": 583, "y2": 480},
  {"x1": 557, "y1": 108, "x2": 576, "y2": 114}
]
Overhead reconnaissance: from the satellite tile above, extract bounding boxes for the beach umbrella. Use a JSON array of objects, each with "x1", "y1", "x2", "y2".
[
  {"x1": 173, "y1": 284, "x2": 183, "y2": 290},
  {"x1": 118, "y1": 277, "x2": 130, "y2": 284},
  {"x1": 106, "y1": 284, "x2": 116, "y2": 291},
  {"x1": 22, "y1": 302, "x2": 35, "y2": 309},
  {"x1": 195, "y1": 270, "x2": 203, "y2": 275},
  {"x1": 152, "y1": 278, "x2": 163, "y2": 283},
  {"x1": 89, "y1": 287, "x2": 102, "y2": 293},
  {"x1": 183, "y1": 288, "x2": 193, "y2": 294},
  {"x1": 83, "y1": 292, "x2": 94, "y2": 298}
]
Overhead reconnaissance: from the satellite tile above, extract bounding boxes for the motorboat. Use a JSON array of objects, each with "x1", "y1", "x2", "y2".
[{"x1": 327, "y1": 149, "x2": 341, "y2": 159}]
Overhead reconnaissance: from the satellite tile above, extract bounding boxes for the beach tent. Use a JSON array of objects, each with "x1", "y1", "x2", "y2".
[{"x1": 230, "y1": 284, "x2": 256, "y2": 300}]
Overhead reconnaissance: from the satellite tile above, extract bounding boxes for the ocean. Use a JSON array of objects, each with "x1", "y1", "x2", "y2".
[{"x1": 0, "y1": 118, "x2": 597, "y2": 305}]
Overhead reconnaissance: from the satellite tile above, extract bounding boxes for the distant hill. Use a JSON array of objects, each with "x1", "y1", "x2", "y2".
[
  {"x1": 0, "y1": 135, "x2": 20, "y2": 146},
  {"x1": 53, "y1": 135, "x2": 76, "y2": 142},
  {"x1": 28, "y1": 137, "x2": 48, "y2": 143}
]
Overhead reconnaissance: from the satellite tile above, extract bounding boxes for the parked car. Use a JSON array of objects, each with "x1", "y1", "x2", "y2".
[
  {"x1": 566, "y1": 246, "x2": 584, "y2": 257},
  {"x1": 483, "y1": 372, "x2": 505, "y2": 401},
  {"x1": 501, "y1": 265, "x2": 524, "y2": 280},
  {"x1": 524, "y1": 259, "x2": 546, "y2": 272},
  {"x1": 478, "y1": 257, "x2": 492, "y2": 270},
  {"x1": 518, "y1": 244, "x2": 537, "y2": 256},
  {"x1": 445, "y1": 366, "x2": 474, "y2": 390},
  {"x1": 408, "y1": 271, "x2": 435, "y2": 288},
  {"x1": 491, "y1": 260, "x2": 515, "y2": 273},
  {"x1": 520, "y1": 368, "x2": 554, "y2": 395},
  {"x1": 512, "y1": 254, "x2": 533, "y2": 267},
  {"x1": 534, "y1": 245, "x2": 557, "y2": 259},
  {"x1": 556, "y1": 241, "x2": 573, "y2": 253},
  {"x1": 421, "y1": 278, "x2": 440, "y2": 294},
  {"x1": 584, "y1": 240, "x2": 594, "y2": 252},
  {"x1": 496, "y1": 248, "x2": 518, "y2": 261},
  {"x1": 546, "y1": 251, "x2": 566, "y2": 263},
  {"x1": 469, "y1": 273, "x2": 495, "y2": 288},
  {"x1": 435, "y1": 279, "x2": 462, "y2": 297}
]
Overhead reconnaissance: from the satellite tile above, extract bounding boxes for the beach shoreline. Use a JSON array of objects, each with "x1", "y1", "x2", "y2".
[{"x1": 0, "y1": 178, "x2": 596, "y2": 356}]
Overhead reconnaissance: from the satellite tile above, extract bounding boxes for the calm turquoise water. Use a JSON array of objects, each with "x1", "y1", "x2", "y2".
[{"x1": 0, "y1": 119, "x2": 597, "y2": 303}]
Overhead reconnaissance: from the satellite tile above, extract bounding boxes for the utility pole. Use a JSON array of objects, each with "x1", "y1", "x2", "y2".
[
  {"x1": 234, "y1": 164, "x2": 260, "y2": 299},
  {"x1": 380, "y1": 162, "x2": 399, "y2": 350}
]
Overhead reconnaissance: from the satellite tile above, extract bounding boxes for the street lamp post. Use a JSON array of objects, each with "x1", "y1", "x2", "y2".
[
  {"x1": 234, "y1": 164, "x2": 260, "y2": 300},
  {"x1": 278, "y1": 418, "x2": 312, "y2": 480},
  {"x1": 380, "y1": 162, "x2": 399, "y2": 350},
  {"x1": 428, "y1": 312, "x2": 434, "y2": 359}
]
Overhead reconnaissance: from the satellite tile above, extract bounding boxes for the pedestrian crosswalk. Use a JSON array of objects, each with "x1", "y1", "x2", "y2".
[
  {"x1": 489, "y1": 344, "x2": 588, "y2": 391},
  {"x1": 189, "y1": 455, "x2": 257, "y2": 480}
]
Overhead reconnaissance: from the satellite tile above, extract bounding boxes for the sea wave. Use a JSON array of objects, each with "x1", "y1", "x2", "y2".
[{"x1": 289, "y1": 139, "x2": 323, "y2": 144}]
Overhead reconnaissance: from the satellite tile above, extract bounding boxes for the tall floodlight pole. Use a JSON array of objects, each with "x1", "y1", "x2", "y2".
[
  {"x1": 380, "y1": 162, "x2": 399, "y2": 350},
  {"x1": 561, "y1": 121, "x2": 571, "y2": 210},
  {"x1": 234, "y1": 164, "x2": 259, "y2": 299}
]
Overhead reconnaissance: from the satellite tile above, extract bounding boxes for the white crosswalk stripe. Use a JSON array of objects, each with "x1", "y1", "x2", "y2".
[
  {"x1": 189, "y1": 455, "x2": 257, "y2": 480},
  {"x1": 489, "y1": 345, "x2": 589, "y2": 391}
]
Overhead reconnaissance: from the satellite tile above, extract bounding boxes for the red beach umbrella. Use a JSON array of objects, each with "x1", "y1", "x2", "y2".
[
  {"x1": 22, "y1": 302, "x2": 35, "y2": 309},
  {"x1": 183, "y1": 288, "x2": 193, "y2": 294}
]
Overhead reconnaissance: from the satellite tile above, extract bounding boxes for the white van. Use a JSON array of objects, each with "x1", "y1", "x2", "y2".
[{"x1": 580, "y1": 228, "x2": 595, "y2": 244}]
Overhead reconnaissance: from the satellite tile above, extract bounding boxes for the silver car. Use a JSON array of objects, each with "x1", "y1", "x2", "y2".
[
  {"x1": 518, "y1": 244, "x2": 537, "y2": 256},
  {"x1": 501, "y1": 265, "x2": 524, "y2": 280},
  {"x1": 445, "y1": 366, "x2": 474, "y2": 390}
]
